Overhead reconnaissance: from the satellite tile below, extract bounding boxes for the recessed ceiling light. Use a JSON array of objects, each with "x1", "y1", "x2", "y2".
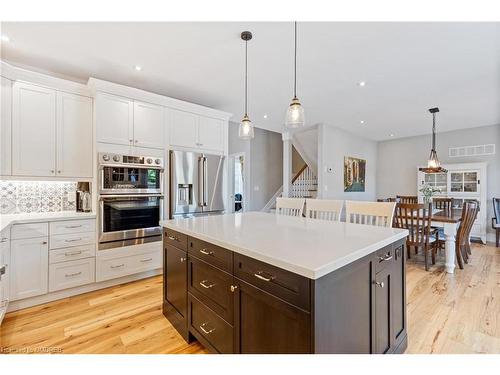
[
  {"x1": 1, "y1": 35, "x2": 10, "y2": 43},
  {"x1": 389, "y1": 133, "x2": 394, "y2": 137},
  {"x1": 358, "y1": 81, "x2": 366, "y2": 87},
  {"x1": 134, "y1": 65, "x2": 142, "y2": 71},
  {"x1": 360, "y1": 120, "x2": 365, "y2": 124},
  {"x1": 263, "y1": 114, "x2": 268, "y2": 119}
]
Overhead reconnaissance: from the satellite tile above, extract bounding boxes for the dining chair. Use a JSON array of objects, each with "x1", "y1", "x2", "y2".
[
  {"x1": 345, "y1": 201, "x2": 396, "y2": 228},
  {"x1": 492, "y1": 198, "x2": 500, "y2": 247},
  {"x1": 433, "y1": 197, "x2": 453, "y2": 211},
  {"x1": 396, "y1": 195, "x2": 418, "y2": 204},
  {"x1": 449, "y1": 201, "x2": 479, "y2": 269},
  {"x1": 377, "y1": 198, "x2": 397, "y2": 202},
  {"x1": 275, "y1": 197, "x2": 305, "y2": 217},
  {"x1": 305, "y1": 199, "x2": 343, "y2": 221},
  {"x1": 393, "y1": 203, "x2": 436, "y2": 270}
]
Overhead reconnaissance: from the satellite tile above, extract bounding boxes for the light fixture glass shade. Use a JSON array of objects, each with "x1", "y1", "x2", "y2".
[
  {"x1": 427, "y1": 149, "x2": 440, "y2": 169},
  {"x1": 285, "y1": 97, "x2": 305, "y2": 129},
  {"x1": 238, "y1": 115, "x2": 254, "y2": 139}
]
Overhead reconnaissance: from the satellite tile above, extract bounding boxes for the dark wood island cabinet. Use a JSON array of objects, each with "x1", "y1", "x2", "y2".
[{"x1": 162, "y1": 225, "x2": 407, "y2": 354}]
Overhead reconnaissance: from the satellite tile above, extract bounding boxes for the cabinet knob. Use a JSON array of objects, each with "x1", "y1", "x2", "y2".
[
  {"x1": 230, "y1": 285, "x2": 238, "y2": 292},
  {"x1": 57, "y1": 170, "x2": 61, "y2": 174},
  {"x1": 374, "y1": 281, "x2": 385, "y2": 288},
  {"x1": 135, "y1": 140, "x2": 138, "y2": 143},
  {"x1": 129, "y1": 139, "x2": 133, "y2": 143},
  {"x1": 180, "y1": 257, "x2": 186, "y2": 263},
  {"x1": 42, "y1": 241, "x2": 48, "y2": 245},
  {"x1": 50, "y1": 170, "x2": 55, "y2": 174}
]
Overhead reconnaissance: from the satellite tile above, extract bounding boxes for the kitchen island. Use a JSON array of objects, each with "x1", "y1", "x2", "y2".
[{"x1": 160, "y1": 212, "x2": 409, "y2": 354}]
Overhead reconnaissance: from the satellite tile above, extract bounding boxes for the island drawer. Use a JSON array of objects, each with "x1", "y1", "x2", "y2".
[
  {"x1": 374, "y1": 245, "x2": 394, "y2": 274},
  {"x1": 188, "y1": 294, "x2": 233, "y2": 354},
  {"x1": 189, "y1": 237, "x2": 232, "y2": 272},
  {"x1": 164, "y1": 229, "x2": 188, "y2": 251},
  {"x1": 188, "y1": 256, "x2": 234, "y2": 323},
  {"x1": 234, "y1": 253, "x2": 310, "y2": 312}
]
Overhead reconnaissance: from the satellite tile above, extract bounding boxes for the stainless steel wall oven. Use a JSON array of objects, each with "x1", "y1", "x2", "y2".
[{"x1": 98, "y1": 153, "x2": 164, "y2": 250}]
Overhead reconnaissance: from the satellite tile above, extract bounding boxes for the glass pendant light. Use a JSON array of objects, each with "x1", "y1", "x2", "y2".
[
  {"x1": 419, "y1": 107, "x2": 448, "y2": 173},
  {"x1": 285, "y1": 21, "x2": 305, "y2": 129},
  {"x1": 238, "y1": 31, "x2": 254, "y2": 140}
]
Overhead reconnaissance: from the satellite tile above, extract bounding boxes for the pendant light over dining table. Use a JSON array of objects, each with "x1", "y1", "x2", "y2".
[
  {"x1": 285, "y1": 21, "x2": 305, "y2": 129},
  {"x1": 238, "y1": 31, "x2": 254, "y2": 140},
  {"x1": 419, "y1": 107, "x2": 448, "y2": 173}
]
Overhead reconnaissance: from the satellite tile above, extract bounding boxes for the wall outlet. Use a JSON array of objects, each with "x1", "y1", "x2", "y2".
[{"x1": 326, "y1": 166, "x2": 334, "y2": 174}]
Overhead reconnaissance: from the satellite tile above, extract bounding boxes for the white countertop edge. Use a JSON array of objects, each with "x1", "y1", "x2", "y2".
[
  {"x1": 161, "y1": 220, "x2": 408, "y2": 280},
  {"x1": 1, "y1": 212, "x2": 96, "y2": 233}
]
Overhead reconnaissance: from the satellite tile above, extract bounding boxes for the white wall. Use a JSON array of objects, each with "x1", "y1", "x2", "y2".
[
  {"x1": 228, "y1": 122, "x2": 283, "y2": 211},
  {"x1": 317, "y1": 124, "x2": 378, "y2": 201},
  {"x1": 377, "y1": 124, "x2": 500, "y2": 237}
]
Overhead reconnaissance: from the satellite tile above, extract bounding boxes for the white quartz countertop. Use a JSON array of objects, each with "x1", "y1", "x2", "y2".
[
  {"x1": 161, "y1": 212, "x2": 408, "y2": 279},
  {"x1": 0, "y1": 212, "x2": 96, "y2": 233}
]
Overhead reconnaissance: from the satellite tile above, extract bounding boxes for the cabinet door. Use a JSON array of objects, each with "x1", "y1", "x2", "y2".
[
  {"x1": 1, "y1": 77, "x2": 12, "y2": 175},
  {"x1": 56, "y1": 92, "x2": 93, "y2": 177},
  {"x1": 391, "y1": 243, "x2": 406, "y2": 345},
  {"x1": 374, "y1": 268, "x2": 392, "y2": 354},
  {"x1": 12, "y1": 82, "x2": 56, "y2": 177},
  {"x1": 96, "y1": 93, "x2": 134, "y2": 146},
  {"x1": 170, "y1": 109, "x2": 198, "y2": 149},
  {"x1": 133, "y1": 101, "x2": 165, "y2": 149},
  {"x1": 198, "y1": 116, "x2": 224, "y2": 152},
  {"x1": 234, "y1": 280, "x2": 311, "y2": 354},
  {"x1": 10, "y1": 237, "x2": 48, "y2": 301},
  {"x1": 1, "y1": 233, "x2": 11, "y2": 308},
  {"x1": 165, "y1": 244, "x2": 187, "y2": 318}
]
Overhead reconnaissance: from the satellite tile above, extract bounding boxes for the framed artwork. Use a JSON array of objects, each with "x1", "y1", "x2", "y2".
[{"x1": 344, "y1": 156, "x2": 366, "y2": 192}]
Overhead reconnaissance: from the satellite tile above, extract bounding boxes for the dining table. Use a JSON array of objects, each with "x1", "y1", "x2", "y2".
[{"x1": 429, "y1": 208, "x2": 462, "y2": 274}]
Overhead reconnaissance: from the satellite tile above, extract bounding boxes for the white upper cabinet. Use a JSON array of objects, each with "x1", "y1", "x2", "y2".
[
  {"x1": 96, "y1": 93, "x2": 134, "y2": 146},
  {"x1": 56, "y1": 92, "x2": 93, "y2": 177},
  {"x1": 170, "y1": 109, "x2": 198, "y2": 149},
  {"x1": 170, "y1": 109, "x2": 225, "y2": 153},
  {"x1": 198, "y1": 116, "x2": 224, "y2": 152},
  {"x1": 133, "y1": 101, "x2": 165, "y2": 149},
  {"x1": 12, "y1": 82, "x2": 57, "y2": 177},
  {"x1": 1, "y1": 77, "x2": 12, "y2": 175}
]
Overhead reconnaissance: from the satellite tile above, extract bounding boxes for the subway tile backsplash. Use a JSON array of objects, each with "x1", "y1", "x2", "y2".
[{"x1": 0, "y1": 181, "x2": 77, "y2": 215}]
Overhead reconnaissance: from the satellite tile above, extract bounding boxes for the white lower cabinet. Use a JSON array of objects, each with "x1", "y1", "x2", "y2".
[
  {"x1": 0, "y1": 229, "x2": 11, "y2": 324},
  {"x1": 49, "y1": 232, "x2": 95, "y2": 250},
  {"x1": 49, "y1": 244, "x2": 96, "y2": 264},
  {"x1": 49, "y1": 258, "x2": 95, "y2": 292},
  {"x1": 10, "y1": 237, "x2": 49, "y2": 301}
]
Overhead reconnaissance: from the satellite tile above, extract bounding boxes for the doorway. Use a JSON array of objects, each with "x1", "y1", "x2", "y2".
[{"x1": 229, "y1": 152, "x2": 246, "y2": 213}]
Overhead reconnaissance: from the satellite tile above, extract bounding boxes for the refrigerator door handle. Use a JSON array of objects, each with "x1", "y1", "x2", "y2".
[
  {"x1": 203, "y1": 156, "x2": 208, "y2": 206},
  {"x1": 198, "y1": 156, "x2": 204, "y2": 207}
]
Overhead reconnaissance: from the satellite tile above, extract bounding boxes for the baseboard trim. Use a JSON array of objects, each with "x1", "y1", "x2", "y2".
[{"x1": 7, "y1": 268, "x2": 163, "y2": 313}]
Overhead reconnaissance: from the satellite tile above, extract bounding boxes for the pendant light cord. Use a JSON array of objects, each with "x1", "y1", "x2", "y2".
[
  {"x1": 245, "y1": 39, "x2": 248, "y2": 116},
  {"x1": 294, "y1": 21, "x2": 297, "y2": 99},
  {"x1": 432, "y1": 112, "x2": 436, "y2": 151}
]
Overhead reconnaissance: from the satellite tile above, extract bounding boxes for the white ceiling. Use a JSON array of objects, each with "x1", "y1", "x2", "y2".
[{"x1": 1, "y1": 22, "x2": 499, "y2": 140}]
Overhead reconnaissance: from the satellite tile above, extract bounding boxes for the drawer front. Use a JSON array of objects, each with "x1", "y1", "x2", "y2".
[
  {"x1": 164, "y1": 228, "x2": 187, "y2": 251},
  {"x1": 1, "y1": 227, "x2": 10, "y2": 242},
  {"x1": 49, "y1": 244, "x2": 96, "y2": 264},
  {"x1": 189, "y1": 237, "x2": 232, "y2": 272},
  {"x1": 188, "y1": 256, "x2": 233, "y2": 323},
  {"x1": 375, "y1": 245, "x2": 393, "y2": 274},
  {"x1": 50, "y1": 219, "x2": 96, "y2": 235},
  {"x1": 96, "y1": 249, "x2": 162, "y2": 282},
  {"x1": 189, "y1": 294, "x2": 233, "y2": 353},
  {"x1": 49, "y1": 258, "x2": 95, "y2": 292},
  {"x1": 11, "y1": 222, "x2": 48, "y2": 240},
  {"x1": 233, "y1": 253, "x2": 310, "y2": 311},
  {"x1": 50, "y1": 232, "x2": 95, "y2": 250}
]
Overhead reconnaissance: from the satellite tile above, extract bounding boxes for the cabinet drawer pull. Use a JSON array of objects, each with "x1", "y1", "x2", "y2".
[
  {"x1": 374, "y1": 281, "x2": 385, "y2": 288},
  {"x1": 65, "y1": 225, "x2": 82, "y2": 229},
  {"x1": 65, "y1": 271, "x2": 82, "y2": 277},
  {"x1": 199, "y1": 322, "x2": 215, "y2": 335},
  {"x1": 140, "y1": 258, "x2": 153, "y2": 263},
  {"x1": 111, "y1": 264, "x2": 125, "y2": 269},
  {"x1": 64, "y1": 250, "x2": 83, "y2": 256},
  {"x1": 65, "y1": 237, "x2": 82, "y2": 242},
  {"x1": 199, "y1": 280, "x2": 215, "y2": 289},
  {"x1": 378, "y1": 254, "x2": 393, "y2": 262},
  {"x1": 42, "y1": 241, "x2": 48, "y2": 245},
  {"x1": 167, "y1": 235, "x2": 179, "y2": 241},
  {"x1": 1, "y1": 237, "x2": 9, "y2": 242},
  {"x1": 199, "y1": 248, "x2": 214, "y2": 256},
  {"x1": 0, "y1": 264, "x2": 6, "y2": 276},
  {"x1": 254, "y1": 271, "x2": 275, "y2": 282}
]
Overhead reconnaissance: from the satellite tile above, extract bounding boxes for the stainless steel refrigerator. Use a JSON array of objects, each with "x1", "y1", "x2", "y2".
[{"x1": 169, "y1": 150, "x2": 225, "y2": 218}]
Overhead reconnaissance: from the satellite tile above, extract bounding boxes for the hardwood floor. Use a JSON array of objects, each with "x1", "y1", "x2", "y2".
[{"x1": 1, "y1": 243, "x2": 498, "y2": 354}]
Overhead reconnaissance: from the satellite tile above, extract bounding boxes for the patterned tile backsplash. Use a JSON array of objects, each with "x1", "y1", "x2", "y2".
[{"x1": 0, "y1": 181, "x2": 77, "y2": 215}]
